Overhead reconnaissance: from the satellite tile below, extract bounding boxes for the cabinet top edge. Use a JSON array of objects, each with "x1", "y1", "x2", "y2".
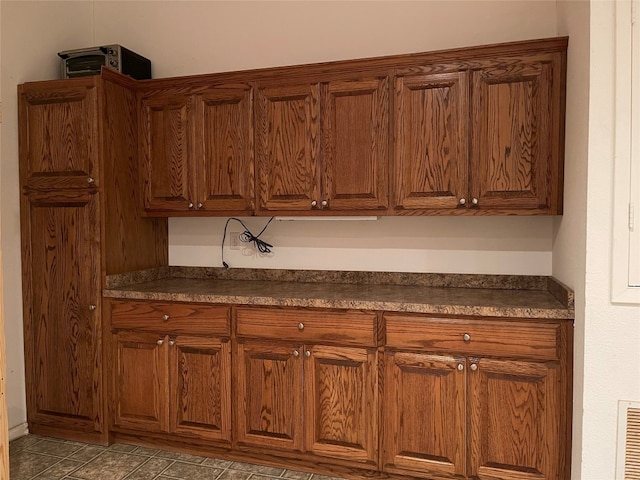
[{"x1": 18, "y1": 36, "x2": 568, "y2": 88}]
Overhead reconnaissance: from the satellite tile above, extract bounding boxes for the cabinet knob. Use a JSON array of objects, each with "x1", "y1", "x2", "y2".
[
  {"x1": 470, "y1": 363, "x2": 478, "y2": 371},
  {"x1": 321, "y1": 200, "x2": 328, "y2": 207},
  {"x1": 157, "y1": 339, "x2": 164, "y2": 346},
  {"x1": 471, "y1": 197, "x2": 478, "y2": 205},
  {"x1": 293, "y1": 350, "x2": 300, "y2": 357},
  {"x1": 197, "y1": 202, "x2": 203, "y2": 209},
  {"x1": 169, "y1": 340, "x2": 176, "y2": 346},
  {"x1": 87, "y1": 177, "x2": 95, "y2": 184},
  {"x1": 463, "y1": 333, "x2": 471, "y2": 342},
  {"x1": 162, "y1": 314, "x2": 170, "y2": 321},
  {"x1": 298, "y1": 322, "x2": 304, "y2": 331},
  {"x1": 311, "y1": 200, "x2": 317, "y2": 207},
  {"x1": 304, "y1": 350, "x2": 311, "y2": 357},
  {"x1": 188, "y1": 202, "x2": 194, "y2": 209},
  {"x1": 88, "y1": 304, "x2": 96, "y2": 311},
  {"x1": 457, "y1": 363, "x2": 464, "y2": 371},
  {"x1": 459, "y1": 198, "x2": 466, "y2": 205}
]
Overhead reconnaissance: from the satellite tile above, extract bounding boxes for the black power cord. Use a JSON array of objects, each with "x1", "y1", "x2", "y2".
[{"x1": 221, "y1": 217, "x2": 274, "y2": 269}]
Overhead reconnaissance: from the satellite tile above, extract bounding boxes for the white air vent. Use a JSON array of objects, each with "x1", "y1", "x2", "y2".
[{"x1": 617, "y1": 401, "x2": 640, "y2": 479}]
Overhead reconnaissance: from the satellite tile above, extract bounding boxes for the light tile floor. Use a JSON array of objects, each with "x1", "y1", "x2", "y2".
[{"x1": 9, "y1": 435, "x2": 345, "y2": 480}]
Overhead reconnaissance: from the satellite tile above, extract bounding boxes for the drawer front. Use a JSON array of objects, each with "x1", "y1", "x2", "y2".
[
  {"x1": 110, "y1": 300, "x2": 230, "y2": 336},
  {"x1": 385, "y1": 314, "x2": 560, "y2": 360},
  {"x1": 236, "y1": 307, "x2": 377, "y2": 347}
]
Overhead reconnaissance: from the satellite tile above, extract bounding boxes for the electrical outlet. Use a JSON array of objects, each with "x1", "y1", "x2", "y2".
[{"x1": 230, "y1": 231, "x2": 241, "y2": 250}]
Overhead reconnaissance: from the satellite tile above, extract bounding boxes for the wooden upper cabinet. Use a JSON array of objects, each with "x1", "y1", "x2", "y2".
[
  {"x1": 199, "y1": 86, "x2": 254, "y2": 212},
  {"x1": 19, "y1": 79, "x2": 99, "y2": 190},
  {"x1": 393, "y1": 50, "x2": 565, "y2": 215},
  {"x1": 394, "y1": 71, "x2": 468, "y2": 210},
  {"x1": 140, "y1": 85, "x2": 253, "y2": 214},
  {"x1": 256, "y1": 83, "x2": 321, "y2": 212},
  {"x1": 256, "y1": 76, "x2": 389, "y2": 214},
  {"x1": 321, "y1": 78, "x2": 389, "y2": 211},
  {"x1": 470, "y1": 54, "x2": 560, "y2": 213},
  {"x1": 140, "y1": 92, "x2": 193, "y2": 211}
]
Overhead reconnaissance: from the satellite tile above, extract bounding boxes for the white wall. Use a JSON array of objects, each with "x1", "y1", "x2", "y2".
[{"x1": 1, "y1": 0, "x2": 562, "y2": 440}]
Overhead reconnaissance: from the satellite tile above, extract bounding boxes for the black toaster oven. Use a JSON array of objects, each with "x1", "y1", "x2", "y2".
[{"x1": 57, "y1": 45, "x2": 152, "y2": 80}]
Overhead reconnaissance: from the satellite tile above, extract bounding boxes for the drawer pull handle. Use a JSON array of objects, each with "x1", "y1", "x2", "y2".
[
  {"x1": 470, "y1": 363, "x2": 478, "y2": 371},
  {"x1": 298, "y1": 322, "x2": 304, "y2": 331},
  {"x1": 463, "y1": 333, "x2": 471, "y2": 342},
  {"x1": 88, "y1": 304, "x2": 96, "y2": 311},
  {"x1": 457, "y1": 363, "x2": 464, "y2": 371},
  {"x1": 305, "y1": 350, "x2": 311, "y2": 357},
  {"x1": 157, "y1": 339, "x2": 164, "y2": 346},
  {"x1": 293, "y1": 350, "x2": 300, "y2": 357},
  {"x1": 162, "y1": 314, "x2": 170, "y2": 321},
  {"x1": 169, "y1": 340, "x2": 176, "y2": 346}
]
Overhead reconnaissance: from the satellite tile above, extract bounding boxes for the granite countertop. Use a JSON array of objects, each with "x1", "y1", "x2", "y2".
[{"x1": 104, "y1": 267, "x2": 574, "y2": 320}]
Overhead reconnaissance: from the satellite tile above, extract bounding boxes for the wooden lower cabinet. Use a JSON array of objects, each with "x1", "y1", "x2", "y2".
[
  {"x1": 110, "y1": 302, "x2": 232, "y2": 444},
  {"x1": 106, "y1": 303, "x2": 570, "y2": 480},
  {"x1": 383, "y1": 314, "x2": 572, "y2": 480},
  {"x1": 236, "y1": 340, "x2": 379, "y2": 465}
]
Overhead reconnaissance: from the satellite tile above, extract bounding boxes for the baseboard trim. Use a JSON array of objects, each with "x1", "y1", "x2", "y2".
[{"x1": 9, "y1": 422, "x2": 29, "y2": 441}]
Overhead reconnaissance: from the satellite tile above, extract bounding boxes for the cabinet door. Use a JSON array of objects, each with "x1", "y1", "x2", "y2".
[
  {"x1": 321, "y1": 78, "x2": 389, "y2": 211},
  {"x1": 256, "y1": 83, "x2": 321, "y2": 212},
  {"x1": 383, "y1": 351, "x2": 466, "y2": 478},
  {"x1": 198, "y1": 86, "x2": 254, "y2": 213},
  {"x1": 170, "y1": 335, "x2": 231, "y2": 442},
  {"x1": 21, "y1": 190, "x2": 102, "y2": 434},
  {"x1": 470, "y1": 54, "x2": 560, "y2": 213},
  {"x1": 468, "y1": 357, "x2": 561, "y2": 480},
  {"x1": 112, "y1": 331, "x2": 169, "y2": 433},
  {"x1": 140, "y1": 92, "x2": 195, "y2": 211},
  {"x1": 235, "y1": 341, "x2": 304, "y2": 451},
  {"x1": 303, "y1": 345, "x2": 379, "y2": 465},
  {"x1": 19, "y1": 79, "x2": 99, "y2": 190},
  {"x1": 393, "y1": 71, "x2": 468, "y2": 210}
]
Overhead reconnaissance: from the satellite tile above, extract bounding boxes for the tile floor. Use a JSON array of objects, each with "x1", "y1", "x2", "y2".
[{"x1": 9, "y1": 435, "x2": 345, "y2": 480}]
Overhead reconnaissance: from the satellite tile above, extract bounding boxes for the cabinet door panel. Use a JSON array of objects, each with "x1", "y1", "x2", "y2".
[
  {"x1": 236, "y1": 341, "x2": 303, "y2": 451},
  {"x1": 199, "y1": 86, "x2": 254, "y2": 212},
  {"x1": 322, "y1": 78, "x2": 389, "y2": 210},
  {"x1": 112, "y1": 332, "x2": 168, "y2": 433},
  {"x1": 22, "y1": 190, "x2": 102, "y2": 432},
  {"x1": 468, "y1": 357, "x2": 560, "y2": 480},
  {"x1": 303, "y1": 345, "x2": 378, "y2": 464},
  {"x1": 383, "y1": 352, "x2": 466, "y2": 478},
  {"x1": 170, "y1": 336, "x2": 231, "y2": 442},
  {"x1": 256, "y1": 83, "x2": 320, "y2": 211},
  {"x1": 140, "y1": 93, "x2": 194, "y2": 211},
  {"x1": 470, "y1": 56, "x2": 557, "y2": 212},
  {"x1": 19, "y1": 79, "x2": 99, "y2": 189},
  {"x1": 394, "y1": 71, "x2": 468, "y2": 210}
]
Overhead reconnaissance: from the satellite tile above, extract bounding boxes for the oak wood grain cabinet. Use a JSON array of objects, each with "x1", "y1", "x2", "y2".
[
  {"x1": 140, "y1": 84, "x2": 254, "y2": 215},
  {"x1": 109, "y1": 300, "x2": 232, "y2": 443},
  {"x1": 382, "y1": 314, "x2": 572, "y2": 480},
  {"x1": 393, "y1": 47, "x2": 566, "y2": 215},
  {"x1": 235, "y1": 307, "x2": 379, "y2": 468},
  {"x1": 255, "y1": 76, "x2": 389, "y2": 214},
  {"x1": 18, "y1": 70, "x2": 167, "y2": 444}
]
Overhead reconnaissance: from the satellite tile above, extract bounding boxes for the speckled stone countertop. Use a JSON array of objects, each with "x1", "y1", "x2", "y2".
[{"x1": 104, "y1": 267, "x2": 574, "y2": 320}]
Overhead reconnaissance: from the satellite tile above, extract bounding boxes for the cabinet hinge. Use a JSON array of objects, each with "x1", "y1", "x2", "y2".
[{"x1": 630, "y1": 204, "x2": 635, "y2": 232}]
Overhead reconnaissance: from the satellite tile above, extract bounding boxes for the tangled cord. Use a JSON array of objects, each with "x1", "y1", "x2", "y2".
[{"x1": 221, "y1": 217, "x2": 274, "y2": 268}]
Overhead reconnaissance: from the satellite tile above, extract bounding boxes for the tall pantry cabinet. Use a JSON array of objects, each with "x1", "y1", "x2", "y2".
[{"x1": 18, "y1": 69, "x2": 167, "y2": 444}]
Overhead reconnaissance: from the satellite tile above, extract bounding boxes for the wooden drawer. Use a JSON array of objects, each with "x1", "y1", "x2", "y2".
[
  {"x1": 236, "y1": 306, "x2": 377, "y2": 347},
  {"x1": 384, "y1": 313, "x2": 560, "y2": 361},
  {"x1": 110, "y1": 300, "x2": 230, "y2": 336}
]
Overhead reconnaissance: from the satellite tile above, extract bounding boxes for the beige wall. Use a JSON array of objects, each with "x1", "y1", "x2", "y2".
[{"x1": 14, "y1": 3, "x2": 632, "y2": 479}]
